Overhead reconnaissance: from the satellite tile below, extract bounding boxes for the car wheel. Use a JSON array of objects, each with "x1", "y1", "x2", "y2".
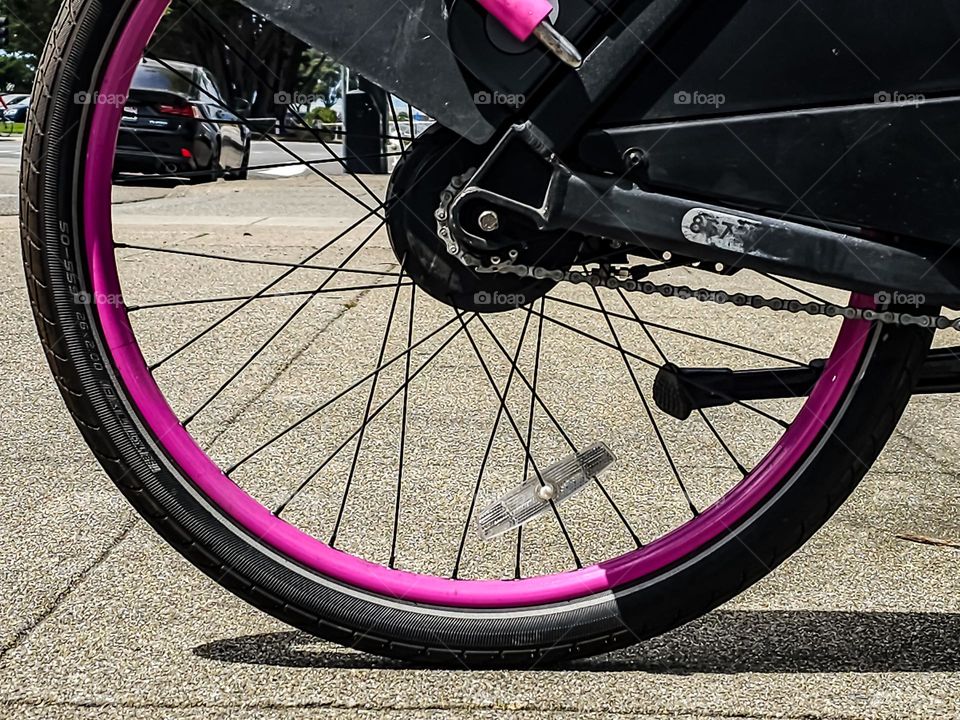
[
  {"x1": 226, "y1": 142, "x2": 250, "y2": 181},
  {"x1": 191, "y1": 140, "x2": 221, "y2": 184}
]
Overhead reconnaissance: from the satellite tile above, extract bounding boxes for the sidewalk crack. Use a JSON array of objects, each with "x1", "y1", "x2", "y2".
[{"x1": 0, "y1": 518, "x2": 137, "y2": 661}]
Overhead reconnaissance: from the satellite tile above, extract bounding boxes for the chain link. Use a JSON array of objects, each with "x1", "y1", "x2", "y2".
[{"x1": 436, "y1": 173, "x2": 960, "y2": 331}]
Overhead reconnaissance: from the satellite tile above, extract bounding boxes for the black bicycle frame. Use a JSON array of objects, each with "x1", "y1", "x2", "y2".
[{"x1": 239, "y1": 0, "x2": 960, "y2": 302}]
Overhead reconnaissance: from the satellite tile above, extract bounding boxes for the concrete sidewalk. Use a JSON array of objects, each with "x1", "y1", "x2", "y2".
[{"x1": 2, "y1": 178, "x2": 959, "y2": 719}]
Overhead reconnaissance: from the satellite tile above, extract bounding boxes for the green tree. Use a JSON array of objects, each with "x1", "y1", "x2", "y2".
[
  {"x1": 151, "y1": 0, "x2": 308, "y2": 117},
  {"x1": 4, "y1": 0, "x2": 331, "y2": 119},
  {"x1": 0, "y1": 0, "x2": 59, "y2": 92},
  {"x1": 0, "y1": 53, "x2": 34, "y2": 91},
  {"x1": 306, "y1": 105, "x2": 338, "y2": 124},
  {"x1": 298, "y1": 52, "x2": 342, "y2": 108},
  {"x1": 2, "y1": 0, "x2": 59, "y2": 62}
]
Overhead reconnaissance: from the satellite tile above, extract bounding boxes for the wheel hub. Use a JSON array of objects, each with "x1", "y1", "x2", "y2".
[{"x1": 386, "y1": 127, "x2": 575, "y2": 313}]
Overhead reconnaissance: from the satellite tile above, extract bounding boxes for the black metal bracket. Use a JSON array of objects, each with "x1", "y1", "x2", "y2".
[
  {"x1": 653, "y1": 347, "x2": 960, "y2": 421},
  {"x1": 525, "y1": 0, "x2": 695, "y2": 153},
  {"x1": 449, "y1": 150, "x2": 960, "y2": 302}
]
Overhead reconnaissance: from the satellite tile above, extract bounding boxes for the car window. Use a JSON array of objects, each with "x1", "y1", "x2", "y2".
[
  {"x1": 131, "y1": 65, "x2": 193, "y2": 96},
  {"x1": 195, "y1": 71, "x2": 223, "y2": 104}
]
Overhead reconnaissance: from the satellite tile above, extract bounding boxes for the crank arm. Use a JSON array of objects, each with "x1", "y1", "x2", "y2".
[{"x1": 653, "y1": 347, "x2": 960, "y2": 421}]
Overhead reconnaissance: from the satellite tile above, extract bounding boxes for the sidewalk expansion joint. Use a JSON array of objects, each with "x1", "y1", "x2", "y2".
[{"x1": 0, "y1": 518, "x2": 137, "y2": 661}]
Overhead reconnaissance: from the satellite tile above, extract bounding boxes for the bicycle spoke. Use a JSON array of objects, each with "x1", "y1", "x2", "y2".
[
  {"x1": 590, "y1": 286, "x2": 699, "y2": 517},
  {"x1": 117, "y1": 242, "x2": 399, "y2": 279},
  {"x1": 515, "y1": 300, "x2": 545, "y2": 578},
  {"x1": 275, "y1": 313, "x2": 476, "y2": 516},
  {"x1": 549, "y1": 295, "x2": 806, "y2": 368},
  {"x1": 456, "y1": 313, "x2": 582, "y2": 570},
  {"x1": 387, "y1": 97, "x2": 408, "y2": 155},
  {"x1": 128, "y1": 282, "x2": 411, "y2": 312},
  {"x1": 697, "y1": 409, "x2": 748, "y2": 476},
  {"x1": 761, "y1": 272, "x2": 829, "y2": 304},
  {"x1": 183, "y1": 221, "x2": 385, "y2": 425},
  {"x1": 475, "y1": 315, "x2": 578, "y2": 451},
  {"x1": 613, "y1": 288, "x2": 670, "y2": 365},
  {"x1": 529, "y1": 302, "x2": 790, "y2": 429},
  {"x1": 146, "y1": 54, "x2": 385, "y2": 217},
  {"x1": 191, "y1": 4, "x2": 404, "y2": 204},
  {"x1": 475, "y1": 310, "x2": 642, "y2": 550},
  {"x1": 596, "y1": 477, "x2": 644, "y2": 547},
  {"x1": 113, "y1": 152, "x2": 405, "y2": 184},
  {"x1": 329, "y1": 269, "x2": 407, "y2": 546},
  {"x1": 192, "y1": 5, "x2": 388, "y2": 207},
  {"x1": 451, "y1": 311, "x2": 533, "y2": 579},
  {"x1": 149, "y1": 209, "x2": 383, "y2": 370},
  {"x1": 613, "y1": 289, "x2": 750, "y2": 477},
  {"x1": 407, "y1": 103, "x2": 416, "y2": 145},
  {"x1": 389, "y1": 286, "x2": 417, "y2": 569},
  {"x1": 227, "y1": 313, "x2": 462, "y2": 474}
]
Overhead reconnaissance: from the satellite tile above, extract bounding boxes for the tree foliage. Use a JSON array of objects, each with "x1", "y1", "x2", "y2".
[
  {"x1": 0, "y1": 54, "x2": 34, "y2": 91},
  {"x1": 2, "y1": 0, "x2": 60, "y2": 62},
  {"x1": 151, "y1": 1, "x2": 308, "y2": 116},
  {"x1": 0, "y1": 0, "x2": 60, "y2": 91},
  {"x1": 2, "y1": 0, "x2": 333, "y2": 116},
  {"x1": 298, "y1": 52, "x2": 342, "y2": 108}
]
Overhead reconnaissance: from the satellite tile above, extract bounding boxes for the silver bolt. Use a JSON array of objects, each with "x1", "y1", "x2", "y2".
[
  {"x1": 478, "y1": 210, "x2": 500, "y2": 233},
  {"x1": 715, "y1": 262, "x2": 725, "y2": 273},
  {"x1": 662, "y1": 251, "x2": 673, "y2": 262},
  {"x1": 537, "y1": 483, "x2": 556, "y2": 501}
]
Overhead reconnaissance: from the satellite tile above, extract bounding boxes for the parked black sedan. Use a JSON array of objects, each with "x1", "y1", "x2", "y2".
[{"x1": 115, "y1": 59, "x2": 251, "y2": 182}]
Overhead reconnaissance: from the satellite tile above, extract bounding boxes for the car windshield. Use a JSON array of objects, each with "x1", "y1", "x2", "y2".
[{"x1": 131, "y1": 64, "x2": 194, "y2": 96}]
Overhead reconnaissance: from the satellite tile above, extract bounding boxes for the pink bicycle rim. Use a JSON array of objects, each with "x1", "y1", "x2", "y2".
[{"x1": 83, "y1": 0, "x2": 873, "y2": 608}]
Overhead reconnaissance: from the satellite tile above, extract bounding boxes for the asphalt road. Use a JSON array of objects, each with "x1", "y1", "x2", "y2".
[
  {"x1": 1, "y1": 163, "x2": 960, "y2": 719},
  {"x1": 246, "y1": 138, "x2": 349, "y2": 177},
  {"x1": 0, "y1": 139, "x2": 20, "y2": 217},
  {"x1": 0, "y1": 137, "x2": 349, "y2": 216}
]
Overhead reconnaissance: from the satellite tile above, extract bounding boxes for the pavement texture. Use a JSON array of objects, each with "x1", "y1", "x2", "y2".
[{"x1": 1, "y1": 167, "x2": 959, "y2": 720}]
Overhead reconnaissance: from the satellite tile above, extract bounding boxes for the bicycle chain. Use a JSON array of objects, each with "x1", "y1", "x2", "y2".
[{"x1": 436, "y1": 170, "x2": 960, "y2": 331}]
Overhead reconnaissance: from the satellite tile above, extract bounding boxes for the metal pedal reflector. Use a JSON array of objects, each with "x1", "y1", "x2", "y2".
[{"x1": 477, "y1": 442, "x2": 617, "y2": 540}]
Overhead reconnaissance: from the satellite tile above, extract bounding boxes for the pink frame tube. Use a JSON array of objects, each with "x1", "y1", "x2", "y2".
[{"x1": 475, "y1": 0, "x2": 553, "y2": 41}]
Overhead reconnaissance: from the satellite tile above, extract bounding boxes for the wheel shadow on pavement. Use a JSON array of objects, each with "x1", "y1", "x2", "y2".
[{"x1": 193, "y1": 609, "x2": 960, "y2": 673}]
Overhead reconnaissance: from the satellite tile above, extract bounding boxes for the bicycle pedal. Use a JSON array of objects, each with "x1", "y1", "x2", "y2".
[{"x1": 477, "y1": 442, "x2": 616, "y2": 540}]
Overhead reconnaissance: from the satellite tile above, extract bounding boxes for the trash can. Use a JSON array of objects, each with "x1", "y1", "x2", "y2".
[{"x1": 344, "y1": 77, "x2": 389, "y2": 174}]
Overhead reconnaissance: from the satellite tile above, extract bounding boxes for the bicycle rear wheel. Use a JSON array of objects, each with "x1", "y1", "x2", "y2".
[{"x1": 22, "y1": 0, "x2": 933, "y2": 666}]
